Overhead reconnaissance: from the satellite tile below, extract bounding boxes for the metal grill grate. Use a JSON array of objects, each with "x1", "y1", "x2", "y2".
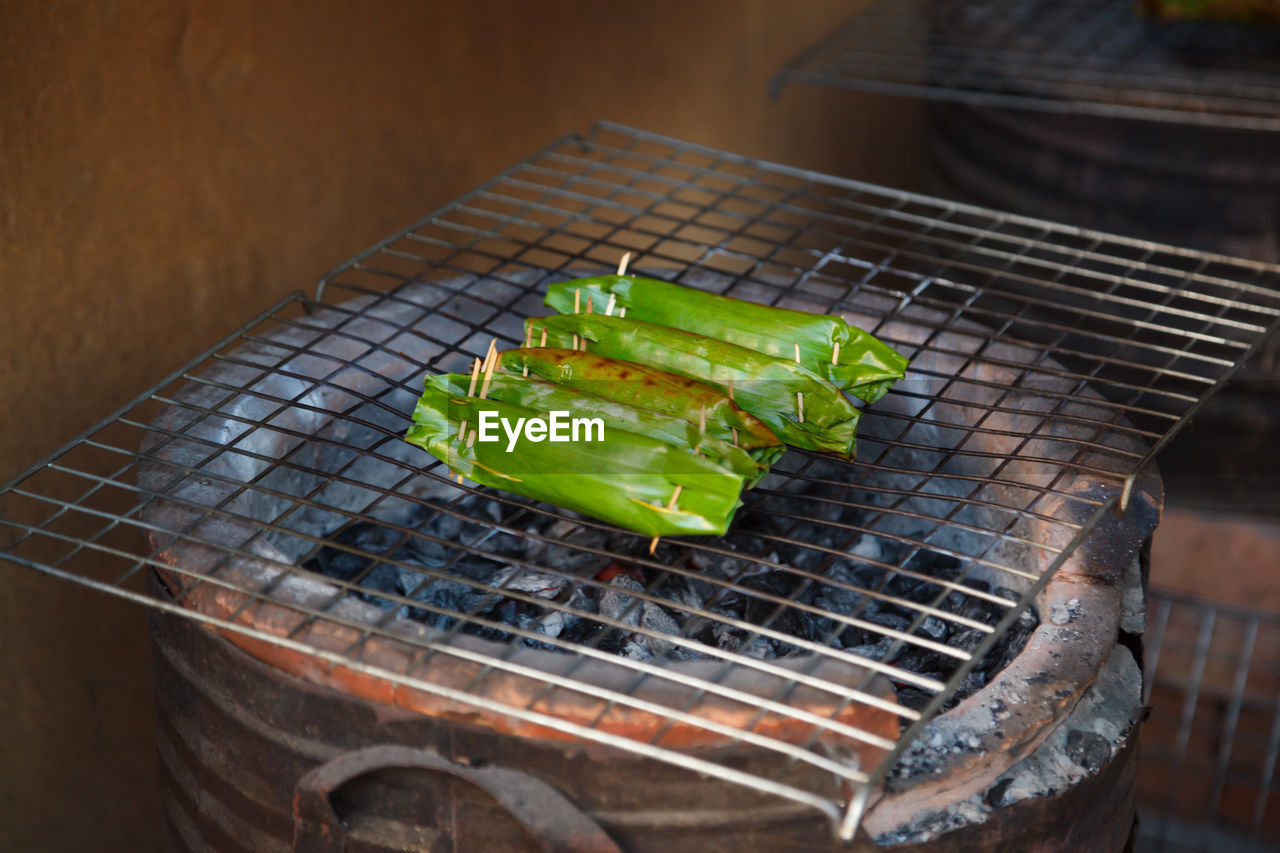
[
  {"x1": 772, "y1": 0, "x2": 1280, "y2": 131},
  {"x1": 3, "y1": 122, "x2": 1280, "y2": 839},
  {"x1": 1139, "y1": 589, "x2": 1280, "y2": 852}
]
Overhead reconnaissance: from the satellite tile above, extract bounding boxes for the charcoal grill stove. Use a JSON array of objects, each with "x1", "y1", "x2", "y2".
[{"x1": 3, "y1": 123, "x2": 1279, "y2": 850}]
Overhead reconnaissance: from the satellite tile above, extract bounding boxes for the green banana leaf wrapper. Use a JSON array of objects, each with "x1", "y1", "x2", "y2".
[
  {"x1": 436, "y1": 370, "x2": 771, "y2": 484},
  {"x1": 525, "y1": 314, "x2": 861, "y2": 458},
  {"x1": 544, "y1": 275, "x2": 908, "y2": 403},
  {"x1": 405, "y1": 376, "x2": 745, "y2": 537},
  {"x1": 499, "y1": 347, "x2": 782, "y2": 453}
]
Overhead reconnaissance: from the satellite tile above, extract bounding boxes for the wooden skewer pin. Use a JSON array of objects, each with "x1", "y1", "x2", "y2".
[
  {"x1": 586, "y1": 296, "x2": 593, "y2": 314},
  {"x1": 479, "y1": 340, "x2": 498, "y2": 399},
  {"x1": 793, "y1": 343, "x2": 805, "y2": 423},
  {"x1": 605, "y1": 293, "x2": 617, "y2": 316},
  {"x1": 649, "y1": 484, "x2": 684, "y2": 555},
  {"x1": 458, "y1": 357, "x2": 483, "y2": 443},
  {"x1": 574, "y1": 288, "x2": 581, "y2": 314},
  {"x1": 618, "y1": 251, "x2": 632, "y2": 276},
  {"x1": 524, "y1": 326, "x2": 532, "y2": 373},
  {"x1": 832, "y1": 341, "x2": 840, "y2": 365},
  {"x1": 540, "y1": 328, "x2": 547, "y2": 347}
]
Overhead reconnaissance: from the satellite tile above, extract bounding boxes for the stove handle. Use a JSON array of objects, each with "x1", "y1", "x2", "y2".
[{"x1": 291, "y1": 743, "x2": 624, "y2": 853}]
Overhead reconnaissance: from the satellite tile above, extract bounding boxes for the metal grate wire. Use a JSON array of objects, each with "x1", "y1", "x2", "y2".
[
  {"x1": 3, "y1": 122, "x2": 1280, "y2": 839},
  {"x1": 772, "y1": 0, "x2": 1280, "y2": 131},
  {"x1": 1139, "y1": 589, "x2": 1280, "y2": 852}
]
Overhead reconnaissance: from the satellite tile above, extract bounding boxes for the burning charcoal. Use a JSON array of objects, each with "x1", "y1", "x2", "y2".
[
  {"x1": 357, "y1": 562, "x2": 406, "y2": 606},
  {"x1": 889, "y1": 646, "x2": 948, "y2": 682},
  {"x1": 488, "y1": 565, "x2": 567, "y2": 599},
  {"x1": 918, "y1": 616, "x2": 950, "y2": 642},
  {"x1": 942, "y1": 672, "x2": 987, "y2": 710},
  {"x1": 894, "y1": 686, "x2": 933, "y2": 712},
  {"x1": 847, "y1": 638, "x2": 894, "y2": 661},
  {"x1": 1066, "y1": 730, "x2": 1112, "y2": 773},
  {"x1": 600, "y1": 575, "x2": 647, "y2": 626},
  {"x1": 948, "y1": 627, "x2": 986, "y2": 654}
]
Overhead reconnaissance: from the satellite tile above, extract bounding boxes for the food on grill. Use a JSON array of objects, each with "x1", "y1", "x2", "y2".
[
  {"x1": 544, "y1": 274, "x2": 908, "y2": 403},
  {"x1": 499, "y1": 347, "x2": 783, "y2": 455},
  {"x1": 437, "y1": 369, "x2": 771, "y2": 483},
  {"x1": 525, "y1": 313, "x2": 862, "y2": 457},
  {"x1": 405, "y1": 375, "x2": 746, "y2": 537},
  {"x1": 1139, "y1": 0, "x2": 1280, "y2": 24}
]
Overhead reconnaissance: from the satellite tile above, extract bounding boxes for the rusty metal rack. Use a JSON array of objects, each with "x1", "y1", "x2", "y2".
[
  {"x1": 771, "y1": 0, "x2": 1280, "y2": 131},
  {"x1": 3, "y1": 122, "x2": 1280, "y2": 840},
  {"x1": 1139, "y1": 589, "x2": 1280, "y2": 851}
]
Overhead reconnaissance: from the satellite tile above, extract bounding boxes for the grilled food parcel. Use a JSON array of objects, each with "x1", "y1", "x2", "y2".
[{"x1": 404, "y1": 273, "x2": 907, "y2": 540}]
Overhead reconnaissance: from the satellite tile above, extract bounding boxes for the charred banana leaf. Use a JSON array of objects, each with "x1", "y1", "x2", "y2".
[
  {"x1": 435, "y1": 370, "x2": 771, "y2": 483},
  {"x1": 499, "y1": 348, "x2": 781, "y2": 453},
  {"x1": 525, "y1": 314, "x2": 860, "y2": 457}
]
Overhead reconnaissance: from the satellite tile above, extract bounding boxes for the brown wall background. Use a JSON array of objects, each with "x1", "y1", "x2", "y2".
[{"x1": 0, "y1": 1, "x2": 922, "y2": 849}]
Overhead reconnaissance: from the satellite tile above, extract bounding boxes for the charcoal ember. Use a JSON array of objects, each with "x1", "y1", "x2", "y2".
[
  {"x1": 918, "y1": 616, "x2": 950, "y2": 642},
  {"x1": 356, "y1": 562, "x2": 407, "y2": 611},
  {"x1": 948, "y1": 627, "x2": 986, "y2": 654},
  {"x1": 862, "y1": 605, "x2": 913, "y2": 634},
  {"x1": 889, "y1": 647, "x2": 949, "y2": 683},
  {"x1": 814, "y1": 564, "x2": 868, "y2": 614},
  {"x1": 488, "y1": 565, "x2": 567, "y2": 599},
  {"x1": 303, "y1": 476, "x2": 1039, "y2": 700},
  {"x1": 847, "y1": 638, "x2": 895, "y2": 661},
  {"x1": 942, "y1": 671, "x2": 987, "y2": 710},
  {"x1": 977, "y1": 606, "x2": 1038, "y2": 681},
  {"x1": 894, "y1": 686, "x2": 933, "y2": 712}
]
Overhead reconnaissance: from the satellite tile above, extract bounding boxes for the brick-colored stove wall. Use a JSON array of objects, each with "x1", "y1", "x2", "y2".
[{"x1": 0, "y1": 2, "x2": 922, "y2": 849}]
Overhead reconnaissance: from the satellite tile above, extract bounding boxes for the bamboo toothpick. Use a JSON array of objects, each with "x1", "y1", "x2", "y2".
[
  {"x1": 479, "y1": 341, "x2": 498, "y2": 398},
  {"x1": 649, "y1": 484, "x2": 684, "y2": 554},
  {"x1": 699, "y1": 404, "x2": 706, "y2": 433},
  {"x1": 793, "y1": 343, "x2": 805, "y2": 423},
  {"x1": 467, "y1": 358, "x2": 482, "y2": 396},
  {"x1": 618, "y1": 251, "x2": 633, "y2": 276},
  {"x1": 605, "y1": 293, "x2": 617, "y2": 316},
  {"x1": 832, "y1": 341, "x2": 840, "y2": 365},
  {"x1": 572, "y1": 333, "x2": 579, "y2": 351},
  {"x1": 525, "y1": 326, "x2": 532, "y2": 348},
  {"x1": 618, "y1": 307, "x2": 626, "y2": 318},
  {"x1": 586, "y1": 296, "x2": 593, "y2": 315},
  {"x1": 540, "y1": 328, "x2": 547, "y2": 347},
  {"x1": 574, "y1": 288, "x2": 582, "y2": 314}
]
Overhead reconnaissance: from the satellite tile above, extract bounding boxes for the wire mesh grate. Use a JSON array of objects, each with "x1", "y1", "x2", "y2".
[
  {"x1": 1139, "y1": 589, "x2": 1280, "y2": 852},
  {"x1": 772, "y1": 0, "x2": 1280, "y2": 131},
  {"x1": 3, "y1": 122, "x2": 1280, "y2": 838}
]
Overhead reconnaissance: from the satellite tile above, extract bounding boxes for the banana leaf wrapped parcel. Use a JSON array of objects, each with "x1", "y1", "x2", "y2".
[
  {"x1": 499, "y1": 348, "x2": 784, "y2": 465},
  {"x1": 404, "y1": 374, "x2": 746, "y2": 537},
  {"x1": 436, "y1": 369, "x2": 771, "y2": 483},
  {"x1": 525, "y1": 314, "x2": 862, "y2": 458},
  {"x1": 545, "y1": 274, "x2": 908, "y2": 403}
]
